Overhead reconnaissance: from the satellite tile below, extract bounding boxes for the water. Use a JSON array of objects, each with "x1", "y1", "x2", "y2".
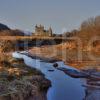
[{"x1": 12, "y1": 52, "x2": 85, "y2": 100}]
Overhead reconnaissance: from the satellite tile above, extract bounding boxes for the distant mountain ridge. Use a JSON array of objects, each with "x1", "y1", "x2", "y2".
[
  {"x1": 0, "y1": 23, "x2": 10, "y2": 31},
  {"x1": 0, "y1": 23, "x2": 26, "y2": 36}
]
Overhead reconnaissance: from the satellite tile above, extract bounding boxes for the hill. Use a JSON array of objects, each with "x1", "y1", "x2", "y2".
[
  {"x1": 0, "y1": 23, "x2": 10, "y2": 31},
  {"x1": 0, "y1": 23, "x2": 25, "y2": 36}
]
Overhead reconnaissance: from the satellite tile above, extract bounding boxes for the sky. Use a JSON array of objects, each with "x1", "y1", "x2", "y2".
[{"x1": 0, "y1": 0, "x2": 100, "y2": 34}]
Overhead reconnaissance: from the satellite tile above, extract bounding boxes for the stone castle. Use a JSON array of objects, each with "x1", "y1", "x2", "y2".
[{"x1": 33, "y1": 24, "x2": 53, "y2": 36}]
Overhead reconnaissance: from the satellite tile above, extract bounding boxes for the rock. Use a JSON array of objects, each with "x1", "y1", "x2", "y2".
[
  {"x1": 48, "y1": 69, "x2": 54, "y2": 72},
  {"x1": 53, "y1": 63, "x2": 58, "y2": 68}
]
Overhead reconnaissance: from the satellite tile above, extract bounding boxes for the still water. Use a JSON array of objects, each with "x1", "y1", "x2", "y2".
[{"x1": 13, "y1": 52, "x2": 85, "y2": 100}]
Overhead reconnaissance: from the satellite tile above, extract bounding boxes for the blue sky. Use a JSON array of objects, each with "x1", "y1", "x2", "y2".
[{"x1": 0, "y1": 0, "x2": 100, "y2": 33}]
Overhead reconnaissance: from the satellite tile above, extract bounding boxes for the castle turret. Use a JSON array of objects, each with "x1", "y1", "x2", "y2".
[{"x1": 48, "y1": 27, "x2": 52, "y2": 36}]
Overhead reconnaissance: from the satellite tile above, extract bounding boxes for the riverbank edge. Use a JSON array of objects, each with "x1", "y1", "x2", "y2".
[{"x1": 0, "y1": 53, "x2": 51, "y2": 100}]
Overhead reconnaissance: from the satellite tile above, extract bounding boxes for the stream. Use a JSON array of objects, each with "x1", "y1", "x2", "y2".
[{"x1": 12, "y1": 52, "x2": 86, "y2": 100}]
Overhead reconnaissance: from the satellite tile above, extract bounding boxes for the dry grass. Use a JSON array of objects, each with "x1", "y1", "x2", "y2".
[
  {"x1": 29, "y1": 43, "x2": 100, "y2": 70},
  {"x1": 0, "y1": 36, "x2": 67, "y2": 40}
]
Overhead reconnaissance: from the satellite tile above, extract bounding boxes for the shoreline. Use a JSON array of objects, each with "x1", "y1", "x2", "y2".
[
  {"x1": 19, "y1": 51, "x2": 61, "y2": 63},
  {"x1": 19, "y1": 52, "x2": 100, "y2": 80},
  {"x1": 18, "y1": 51, "x2": 100, "y2": 100},
  {"x1": 28, "y1": 47, "x2": 100, "y2": 71},
  {"x1": 0, "y1": 53, "x2": 51, "y2": 100}
]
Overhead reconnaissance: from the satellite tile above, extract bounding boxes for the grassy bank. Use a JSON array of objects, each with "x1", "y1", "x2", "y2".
[{"x1": 0, "y1": 53, "x2": 51, "y2": 100}]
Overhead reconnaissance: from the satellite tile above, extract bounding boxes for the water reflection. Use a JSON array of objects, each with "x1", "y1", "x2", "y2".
[
  {"x1": 13, "y1": 52, "x2": 86, "y2": 100},
  {"x1": 83, "y1": 79, "x2": 100, "y2": 100}
]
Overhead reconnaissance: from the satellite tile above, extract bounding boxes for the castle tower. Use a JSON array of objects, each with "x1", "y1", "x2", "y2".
[
  {"x1": 35, "y1": 24, "x2": 38, "y2": 34},
  {"x1": 35, "y1": 24, "x2": 44, "y2": 35},
  {"x1": 48, "y1": 27, "x2": 52, "y2": 36}
]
